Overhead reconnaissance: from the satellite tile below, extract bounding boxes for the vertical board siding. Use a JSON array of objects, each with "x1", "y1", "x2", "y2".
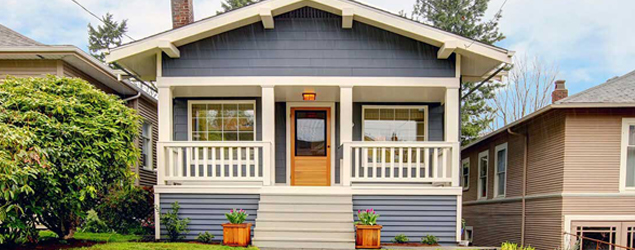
[
  {"x1": 352, "y1": 195, "x2": 457, "y2": 244},
  {"x1": 563, "y1": 108, "x2": 635, "y2": 193},
  {"x1": 159, "y1": 194, "x2": 260, "y2": 240},
  {"x1": 275, "y1": 102, "x2": 286, "y2": 183},
  {"x1": 352, "y1": 102, "x2": 445, "y2": 142},
  {"x1": 163, "y1": 7, "x2": 455, "y2": 78}
]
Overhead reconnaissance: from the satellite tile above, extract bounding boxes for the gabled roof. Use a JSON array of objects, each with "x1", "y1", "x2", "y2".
[
  {"x1": 557, "y1": 69, "x2": 635, "y2": 104},
  {"x1": 106, "y1": 0, "x2": 513, "y2": 81},
  {"x1": 0, "y1": 24, "x2": 44, "y2": 46},
  {"x1": 462, "y1": 69, "x2": 635, "y2": 151}
]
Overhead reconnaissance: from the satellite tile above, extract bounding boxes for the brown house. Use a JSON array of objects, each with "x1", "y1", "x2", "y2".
[
  {"x1": 0, "y1": 24, "x2": 158, "y2": 186},
  {"x1": 461, "y1": 73, "x2": 635, "y2": 249}
]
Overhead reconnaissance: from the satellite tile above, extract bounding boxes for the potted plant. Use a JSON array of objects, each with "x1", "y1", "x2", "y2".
[
  {"x1": 222, "y1": 209, "x2": 252, "y2": 247},
  {"x1": 355, "y1": 209, "x2": 382, "y2": 249}
]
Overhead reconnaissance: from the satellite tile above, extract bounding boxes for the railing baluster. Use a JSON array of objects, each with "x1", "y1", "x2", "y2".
[
  {"x1": 211, "y1": 147, "x2": 216, "y2": 177},
  {"x1": 381, "y1": 147, "x2": 386, "y2": 178},
  {"x1": 433, "y1": 148, "x2": 439, "y2": 178},
  {"x1": 424, "y1": 147, "x2": 430, "y2": 178},
  {"x1": 193, "y1": 147, "x2": 199, "y2": 177},
  {"x1": 203, "y1": 147, "x2": 208, "y2": 177},
  {"x1": 362, "y1": 148, "x2": 368, "y2": 178},
  {"x1": 442, "y1": 148, "x2": 448, "y2": 178},
  {"x1": 407, "y1": 147, "x2": 412, "y2": 178},
  {"x1": 220, "y1": 147, "x2": 225, "y2": 177},
  {"x1": 354, "y1": 147, "x2": 360, "y2": 179},
  {"x1": 390, "y1": 147, "x2": 395, "y2": 178},
  {"x1": 237, "y1": 147, "x2": 242, "y2": 178},
  {"x1": 254, "y1": 147, "x2": 260, "y2": 177},
  {"x1": 246, "y1": 147, "x2": 251, "y2": 178},
  {"x1": 185, "y1": 147, "x2": 191, "y2": 177},
  {"x1": 177, "y1": 147, "x2": 183, "y2": 177},
  {"x1": 416, "y1": 147, "x2": 421, "y2": 178},
  {"x1": 167, "y1": 147, "x2": 174, "y2": 177},
  {"x1": 398, "y1": 147, "x2": 403, "y2": 178},
  {"x1": 229, "y1": 147, "x2": 234, "y2": 178},
  {"x1": 372, "y1": 147, "x2": 377, "y2": 179}
]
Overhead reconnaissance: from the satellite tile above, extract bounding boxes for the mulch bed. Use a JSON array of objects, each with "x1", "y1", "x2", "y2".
[
  {"x1": 382, "y1": 243, "x2": 441, "y2": 247},
  {"x1": 6, "y1": 239, "x2": 104, "y2": 250}
]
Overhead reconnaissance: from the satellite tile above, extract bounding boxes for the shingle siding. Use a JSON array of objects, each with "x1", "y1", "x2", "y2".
[{"x1": 162, "y1": 7, "x2": 455, "y2": 78}]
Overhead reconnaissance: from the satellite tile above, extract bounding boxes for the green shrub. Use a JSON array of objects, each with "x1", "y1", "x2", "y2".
[
  {"x1": 421, "y1": 234, "x2": 438, "y2": 245},
  {"x1": 502, "y1": 241, "x2": 535, "y2": 250},
  {"x1": 96, "y1": 186, "x2": 154, "y2": 235},
  {"x1": 225, "y1": 209, "x2": 248, "y2": 224},
  {"x1": 355, "y1": 209, "x2": 379, "y2": 226},
  {"x1": 160, "y1": 202, "x2": 190, "y2": 241},
  {"x1": 80, "y1": 210, "x2": 110, "y2": 233},
  {"x1": 0, "y1": 76, "x2": 140, "y2": 242},
  {"x1": 391, "y1": 234, "x2": 409, "y2": 243},
  {"x1": 196, "y1": 232, "x2": 215, "y2": 243}
]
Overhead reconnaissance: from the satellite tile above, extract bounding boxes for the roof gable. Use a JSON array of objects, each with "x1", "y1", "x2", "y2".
[{"x1": 106, "y1": 0, "x2": 512, "y2": 81}]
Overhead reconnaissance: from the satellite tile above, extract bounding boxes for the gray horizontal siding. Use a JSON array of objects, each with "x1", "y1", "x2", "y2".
[
  {"x1": 163, "y1": 7, "x2": 455, "y2": 77},
  {"x1": 353, "y1": 102, "x2": 445, "y2": 141},
  {"x1": 160, "y1": 194, "x2": 260, "y2": 240},
  {"x1": 353, "y1": 195, "x2": 457, "y2": 244}
]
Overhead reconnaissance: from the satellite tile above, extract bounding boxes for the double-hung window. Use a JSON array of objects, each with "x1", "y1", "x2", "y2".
[
  {"x1": 477, "y1": 151, "x2": 488, "y2": 199},
  {"x1": 621, "y1": 119, "x2": 635, "y2": 192},
  {"x1": 140, "y1": 121, "x2": 153, "y2": 170},
  {"x1": 362, "y1": 106, "x2": 428, "y2": 142},
  {"x1": 494, "y1": 143, "x2": 508, "y2": 198},
  {"x1": 189, "y1": 100, "x2": 256, "y2": 141},
  {"x1": 462, "y1": 158, "x2": 470, "y2": 190}
]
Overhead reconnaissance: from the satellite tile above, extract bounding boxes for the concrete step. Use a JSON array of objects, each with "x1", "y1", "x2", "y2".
[
  {"x1": 254, "y1": 228, "x2": 354, "y2": 239},
  {"x1": 255, "y1": 219, "x2": 352, "y2": 229},
  {"x1": 258, "y1": 202, "x2": 352, "y2": 211},
  {"x1": 253, "y1": 237, "x2": 355, "y2": 249},
  {"x1": 256, "y1": 210, "x2": 353, "y2": 220},
  {"x1": 260, "y1": 194, "x2": 353, "y2": 204}
]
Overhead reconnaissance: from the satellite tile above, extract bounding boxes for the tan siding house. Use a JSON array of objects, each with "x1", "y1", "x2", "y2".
[
  {"x1": 0, "y1": 24, "x2": 158, "y2": 187},
  {"x1": 462, "y1": 74, "x2": 635, "y2": 249}
]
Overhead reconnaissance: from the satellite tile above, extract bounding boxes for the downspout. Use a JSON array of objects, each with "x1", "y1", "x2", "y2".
[
  {"x1": 122, "y1": 91, "x2": 141, "y2": 102},
  {"x1": 507, "y1": 128, "x2": 528, "y2": 246}
]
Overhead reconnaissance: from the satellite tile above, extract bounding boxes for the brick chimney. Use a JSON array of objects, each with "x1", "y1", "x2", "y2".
[
  {"x1": 171, "y1": 0, "x2": 194, "y2": 29},
  {"x1": 551, "y1": 80, "x2": 568, "y2": 103}
]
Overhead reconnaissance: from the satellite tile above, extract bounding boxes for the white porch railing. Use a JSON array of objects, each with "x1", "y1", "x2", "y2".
[
  {"x1": 158, "y1": 141, "x2": 271, "y2": 185},
  {"x1": 342, "y1": 141, "x2": 459, "y2": 185}
]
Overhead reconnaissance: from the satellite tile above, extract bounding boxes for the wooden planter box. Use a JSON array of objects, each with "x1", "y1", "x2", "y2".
[
  {"x1": 222, "y1": 223, "x2": 252, "y2": 247},
  {"x1": 355, "y1": 224, "x2": 382, "y2": 249}
]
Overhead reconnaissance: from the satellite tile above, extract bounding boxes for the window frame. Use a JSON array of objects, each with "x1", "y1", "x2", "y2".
[
  {"x1": 477, "y1": 150, "x2": 489, "y2": 200},
  {"x1": 361, "y1": 105, "x2": 429, "y2": 142},
  {"x1": 187, "y1": 100, "x2": 257, "y2": 142},
  {"x1": 463, "y1": 226, "x2": 474, "y2": 243},
  {"x1": 620, "y1": 118, "x2": 635, "y2": 193},
  {"x1": 494, "y1": 143, "x2": 508, "y2": 198},
  {"x1": 140, "y1": 120, "x2": 153, "y2": 170},
  {"x1": 462, "y1": 157, "x2": 470, "y2": 191}
]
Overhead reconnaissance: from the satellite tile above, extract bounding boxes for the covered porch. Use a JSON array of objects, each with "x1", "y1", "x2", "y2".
[{"x1": 155, "y1": 77, "x2": 461, "y2": 189}]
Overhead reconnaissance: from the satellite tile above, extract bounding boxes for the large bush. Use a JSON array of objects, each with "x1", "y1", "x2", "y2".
[
  {"x1": 96, "y1": 186, "x2": 154, "y2": 235},
  {"x1": 0, "y1": 76, "x2": 140, "y2": 242}
]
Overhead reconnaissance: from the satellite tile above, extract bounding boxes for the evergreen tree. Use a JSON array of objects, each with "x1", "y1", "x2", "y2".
[
  {"x1": 411, "y1": 0, "x2": 506, "y2": 144},
  {"x1": 218, "y1": 0, "x2": 261, "y2": 14},
  {"x1": 88, "y1": 13, "x2": 128, "y2": 63}
]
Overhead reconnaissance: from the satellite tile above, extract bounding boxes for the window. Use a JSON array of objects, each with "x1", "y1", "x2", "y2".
[
  {"x1": 140, "y1": 121, "x2": 153, "y2": 170},
  {"x1": 494, "y1": 143, "x2": 508, "y2": 198},
  {"x1": 477, "y1": 150, "x2": 488, "y2": 199},
  {"x1": 463, "y1": 226, "x2": 474, "y2": 243},
  {"x1": 462, "y1": 158, "x2": 470, "y2": 191},
  {"x1": 188, "y1": 101, "x2": 256, "y2": 141},
  {"x1": 362, "y1": 106, "x2": 428, "y2": 142},
  {"x1": 621, "y1": 119, "x2": 635, "y2": 192}
]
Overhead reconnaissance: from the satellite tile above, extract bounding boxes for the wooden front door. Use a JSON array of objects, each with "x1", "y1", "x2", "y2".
[{"x1": 290, "y1": 107, "x2": 331, "y2": 186}]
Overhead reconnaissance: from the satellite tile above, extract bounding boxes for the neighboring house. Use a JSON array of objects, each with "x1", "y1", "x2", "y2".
[
  {"x1": 107, "y1": 0, "x2": 512, "y2": 248},
  {"x1": 461, "y1": 76, "x2": 635, "y2": 249},
  {"x1": 0, "y1": 24, "x2": 159, "y2": 187}
]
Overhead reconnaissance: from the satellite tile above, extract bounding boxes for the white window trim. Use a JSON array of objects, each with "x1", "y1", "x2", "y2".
[
  {"x1": 141, "y1": 121, "x2": 153, "y2": 170},
  {"x1": 620, "y1": 118, "x2": 635, "y2": 193},
  {"x1": 187, "y1": 100, "x2": 257, "y2": 141},
  {"x1": 462, "y1": 157, "x2": 470, "y2": 191},
  {"x1": 361, "y1": 105, "x2": 429, "y2": 141},
  {"x1": 494, "y1": 143, "x2": 508, "y2": 198},
  {"x1": 477, "y1": 150, "x2": 488, "y2": 200}
]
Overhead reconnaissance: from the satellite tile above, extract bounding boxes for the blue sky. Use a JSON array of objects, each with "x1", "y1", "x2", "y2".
[{"x1": 1, "y1": 0, "x2": 634, "y2": 95}]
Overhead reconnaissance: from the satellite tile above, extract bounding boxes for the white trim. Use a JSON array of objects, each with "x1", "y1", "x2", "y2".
[
  {"x1": 186, "y1": 100, "x2": 257, "y2": 142},
  {"x1": 361, "y1": 105, "x2": 429, "y2": 142},
  {"x1": 285, "y1": 102, "x2": 337, "y2": 186},
  {"x1": 141, "y1": 120, "x2": 154, "y2": 170},
  {"x1": 154, "y1": 184, "x2": 463, "y2": 195},
  {"x1": 156, "y1": 76, "x2": 460, "y2": 88},
  {"x1": 260, "y1": 8, "x2": 274, "y2": 29},
  {"x1": 494, "y1": 143, "x2": 508, "y2": 198},
  {"x1": 477, "y1": 150, "x2": 488, "y2": 200},
  {"x1": 456, "y1": 195, "x2": 462, "y2": 242},
  {"x1": 158, "y1": 40, "x2": 180, "y2": 58},
  {"x1": 620, "y1": 118, "x2": 635, "y2": 193},
  {"x1": 461, "y1": 157, "x2": 470, "y2": 191},
  {"x1": 154, "y1": 192, "x2": 160, "y2": 240},
  {"x1": 563, "y1": 215, "x2": 635, "y2": 247}
]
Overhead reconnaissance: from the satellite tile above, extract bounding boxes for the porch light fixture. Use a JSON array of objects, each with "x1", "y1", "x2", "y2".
[{"x1": 302, "y1": 92, "x2": 316, "y2": 101}]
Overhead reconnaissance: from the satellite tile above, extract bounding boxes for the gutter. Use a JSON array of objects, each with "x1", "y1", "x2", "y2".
[{"x1": 122, "y1": 91, "x2": 142, "y2": 102}]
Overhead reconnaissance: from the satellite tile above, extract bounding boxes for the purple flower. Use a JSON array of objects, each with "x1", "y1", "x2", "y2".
[
  {"x1": 358, "y1": 210, "x2": 361, "y2": 214},
  {"x1": 230, "y1": 209, "x2": 234, "y2": 213}
]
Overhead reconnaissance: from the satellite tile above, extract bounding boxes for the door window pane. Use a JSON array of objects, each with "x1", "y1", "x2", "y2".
[
  {"x1": 295, "y1": 111, "x2": 327, "y2": 156},
  {"x1": 363, "y1": 107, "x2": 426, "y2": 142}
]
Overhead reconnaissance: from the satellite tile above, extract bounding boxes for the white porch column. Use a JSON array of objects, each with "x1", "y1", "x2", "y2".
[
  {"x1": 157, "y1": 87, "x2": 173, "y2": 185},
  {"x1": 340, "y1": 86, "x2": 353, "y2": 186},
  {"x1": 261, "y1": 85, "x2": 275, "y2": 186},
  {"x1": 445, "y1": 87, "x2": 460, "y2": 187}
]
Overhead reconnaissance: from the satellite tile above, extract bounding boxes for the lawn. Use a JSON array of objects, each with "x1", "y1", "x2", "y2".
[
  {"x1": 71, "y1": 242, "x2": 259, "y2": 250},
  {"x1": 39, "y1": 231, "x2": 143, "y2": 243}
]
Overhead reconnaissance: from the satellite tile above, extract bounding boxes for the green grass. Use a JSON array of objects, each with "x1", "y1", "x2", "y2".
[
  {"x1": 71, "y1": 242, "x2": 259, "y2": 250},
  {"x1": 39, "y1": 231, "x2": 143, "y2": 242}
]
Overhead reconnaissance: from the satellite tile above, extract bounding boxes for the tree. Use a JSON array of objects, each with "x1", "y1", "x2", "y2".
[
  {"x1": 0, "y1": 76, "x2": 140, "y2": 241},
  {"x1": 491, "y1": 55, "x2": 559, "y2": 128},
  {"x1": 411, "y1": 0, "x2": 507, "y2": 145},
  {"x1": 218, "y1": 0, "x2": 261, "y2": 14},
  {"x1": 88, "y1": 13, "x2": 128, "y2": 63}
]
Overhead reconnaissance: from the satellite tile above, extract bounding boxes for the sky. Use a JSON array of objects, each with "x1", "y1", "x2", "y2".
[{"x1": 1, "y1": 0, "x2": 634, "y2": 95}]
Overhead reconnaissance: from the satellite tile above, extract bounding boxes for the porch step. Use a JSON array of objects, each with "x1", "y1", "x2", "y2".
[{"x1": 253, "y1": 193, "x2": 355, "y2": 249}]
